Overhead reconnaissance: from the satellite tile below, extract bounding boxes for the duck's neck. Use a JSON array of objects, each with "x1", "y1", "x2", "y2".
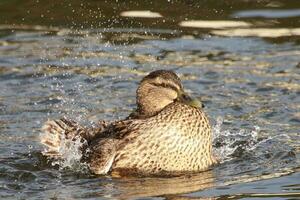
[
  {"x1": 135, "y1": 82, "x2": 173, "y2": 118},
  {"x1": 127, "y1": 108, "x2": 159, "y2": 119}
]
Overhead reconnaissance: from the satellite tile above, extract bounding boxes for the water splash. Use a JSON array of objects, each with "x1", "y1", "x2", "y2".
[
  {"x1": 50, "y1": 135, "x2": 89, "y2": 172},
  {"x1": 212, "y1": 116, "x2": 265, "y2": 163}
]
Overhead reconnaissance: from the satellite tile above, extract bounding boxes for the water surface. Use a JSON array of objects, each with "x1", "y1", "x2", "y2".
[{"x1": 0, "y1": 0, "x2": 299, "y2": 199}]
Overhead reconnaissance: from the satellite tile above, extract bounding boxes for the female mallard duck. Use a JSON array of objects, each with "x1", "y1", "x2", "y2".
[{"x1": 41, "y1": 70, "x2": 217, "y2": 176}]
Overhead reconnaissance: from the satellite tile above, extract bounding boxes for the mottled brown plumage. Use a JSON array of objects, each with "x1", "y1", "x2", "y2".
[{"x1": 41, "y1": 70, "x2": 216, "y2": 176}]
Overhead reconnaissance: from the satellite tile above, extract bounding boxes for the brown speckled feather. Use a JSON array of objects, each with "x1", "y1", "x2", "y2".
[
  {"x1": 84, "y1": 102, "x2": 216, "y2": 175},
  {"x1": 108, "y1": 102, "x2": 216, "y2": 175}
]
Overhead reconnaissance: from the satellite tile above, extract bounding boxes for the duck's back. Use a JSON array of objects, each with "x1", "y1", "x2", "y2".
[{"x1": 108, "y1": 102, "x2": 216, "y2": 175}]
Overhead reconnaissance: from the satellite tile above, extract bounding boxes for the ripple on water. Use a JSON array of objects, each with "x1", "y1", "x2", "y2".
[{"x1": 0, "y1": 22, "x2": 300, "y2": 199}]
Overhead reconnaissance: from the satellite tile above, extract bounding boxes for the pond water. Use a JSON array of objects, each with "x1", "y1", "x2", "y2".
[{"x1": 0, "y1": 0, "x2": 299, "y2": 199}]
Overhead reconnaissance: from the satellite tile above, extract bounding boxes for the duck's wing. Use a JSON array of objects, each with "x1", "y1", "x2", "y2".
[
  {"x1": 90, "y1": 119, "x2": 136, "y2": 140},
  {"x1": 41, "y1": 117, "x2": 138, "y2": 174},
  {"x1": 41, "y1": 118, "x2": 109, "y2": 158},
  {"x1": 86, "y1": 119, "x2": 138, "y2": 174},
  {"x1": 86, "y1": 138, "x2": 117, "y2": 174}
]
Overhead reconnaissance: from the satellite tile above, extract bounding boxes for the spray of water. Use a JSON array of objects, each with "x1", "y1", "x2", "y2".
[
  {"x1": 212, "y1": 116, "x2": 264, "y2": 163},
  {"x1": 50, "y1": 135, "x2": 89, "y2": 172}
]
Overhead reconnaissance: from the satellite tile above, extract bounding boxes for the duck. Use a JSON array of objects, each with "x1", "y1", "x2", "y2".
[{"x1": 41, "y1": 70, "x2": 217, "y2": 176}]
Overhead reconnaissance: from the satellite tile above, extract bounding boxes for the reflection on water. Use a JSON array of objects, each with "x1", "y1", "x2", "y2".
[
  {"x1": 0, "y1": 0, "x2": 300, "y2": 199},
  {"x1": 120, "y1": 10, "x2": 163, "y2": 18},
  {"x1": 178, "y1": 20, "x2": 251, "y2": 29},
  {"x1": 212, "y1": 28, "x2": 300, "y2": 38},
  {"x1": 113, "y1": 171, "x2": 215, "y2": 199},
  {"x1": 233, "y1": 9, "x2": 300, "y2": 18}
]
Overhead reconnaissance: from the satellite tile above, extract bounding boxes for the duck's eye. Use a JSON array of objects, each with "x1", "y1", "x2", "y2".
[
  {"x1": 150, "y1": 82, "x2": 179, "y2": 93},
  {"x1": 181, "y1": 93, "x2": 192, "y2": 101}
]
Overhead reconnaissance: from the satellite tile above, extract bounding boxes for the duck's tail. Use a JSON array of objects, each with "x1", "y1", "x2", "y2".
[{"x1": 40, "y1": 118, "x2": 87, "y2": 158}]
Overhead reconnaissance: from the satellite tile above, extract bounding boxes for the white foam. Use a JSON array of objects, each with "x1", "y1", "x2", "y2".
[
  {"x1": 52, "y1": 135, "x2": 88, "y2": 172},
  {"x1": 212, "y1": 117, "x2": 266, "y2": 163}
]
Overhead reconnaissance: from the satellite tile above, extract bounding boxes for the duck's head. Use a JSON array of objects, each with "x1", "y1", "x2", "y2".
[{"x1": 136, "y1": 70, "x2": 203, "y2": 116}]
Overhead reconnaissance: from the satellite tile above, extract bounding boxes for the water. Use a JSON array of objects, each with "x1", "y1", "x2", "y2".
[{"x1": 0, "y1": 0, "x2": 300, "y2": 199}]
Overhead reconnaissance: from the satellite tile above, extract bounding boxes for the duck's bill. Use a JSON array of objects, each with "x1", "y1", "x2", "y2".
[{"x1": 177, "y1": 93, "x2": 204, "y2": 108}]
